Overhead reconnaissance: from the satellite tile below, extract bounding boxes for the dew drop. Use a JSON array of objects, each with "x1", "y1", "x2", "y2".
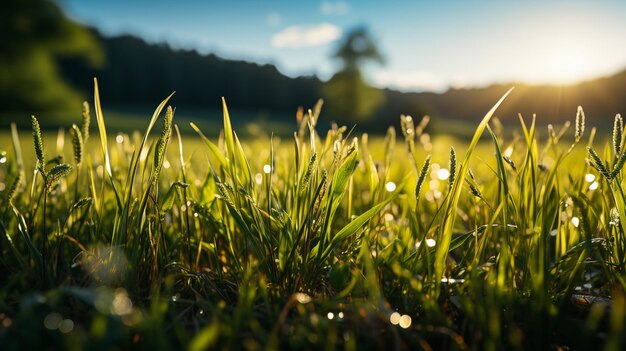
[{"x1": 389, "y1": 312, "x2": 401, "y2": 325}]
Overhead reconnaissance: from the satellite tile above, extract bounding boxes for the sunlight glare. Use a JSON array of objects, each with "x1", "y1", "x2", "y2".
[
  {"x1": 437, "y1": 169, "x2": 450, "y2": 180},
  {"x1": 546, "y1": 48, "x2": 592, "y2": 84}
]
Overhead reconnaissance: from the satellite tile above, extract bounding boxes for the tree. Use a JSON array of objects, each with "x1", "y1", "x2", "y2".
[
  {"x1": 322, "y1": 27, "x2": 385, "y2": 122},
  {"x1": 0, "y1": 0, "x2": 102, "y2": 121}
]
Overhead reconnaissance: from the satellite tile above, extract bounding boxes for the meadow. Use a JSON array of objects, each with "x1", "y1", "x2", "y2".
[{"x1": 1, "y1": 82, "x2": 625, "y2": 350}]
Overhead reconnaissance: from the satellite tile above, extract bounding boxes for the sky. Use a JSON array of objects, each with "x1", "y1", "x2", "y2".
[{"x1": 59, "y1": 0, "x2": 626, "y2": 93}]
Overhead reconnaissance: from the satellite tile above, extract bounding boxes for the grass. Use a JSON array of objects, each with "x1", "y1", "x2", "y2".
[{"x1": 1, "y1": 80, "x2": 626, "y2": 350}]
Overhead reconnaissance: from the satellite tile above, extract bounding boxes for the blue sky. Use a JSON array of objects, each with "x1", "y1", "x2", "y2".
[{"x1": 60, "y1": 0, "x2": 626, "y2": 92}]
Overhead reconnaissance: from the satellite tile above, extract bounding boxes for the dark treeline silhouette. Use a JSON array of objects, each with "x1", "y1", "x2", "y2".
[
  {"x1": 56, "y1": 31, "x2": 430, "y2": 131},
  {"x1": 58, "y1": 32, "x2": 322, "y2": 116}
]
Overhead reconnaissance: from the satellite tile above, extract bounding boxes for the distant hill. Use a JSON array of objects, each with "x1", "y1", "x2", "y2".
[
  {"x1": 58, "y1": 31, "x2": 626, "y2": 131},
  {"x1": 59, "y1": 32, "x2": 323, "y2": 117},
  {"x1": 412, "y1": 72, "x2": 626, "y2": 125}
]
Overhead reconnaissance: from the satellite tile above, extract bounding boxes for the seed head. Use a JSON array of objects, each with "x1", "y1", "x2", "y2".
[
  {"x1": 82, "y1": 101, "x2": 90, "y2": 143},
  {"x1": 46, "y1": 164, "x2": 72, "y2": 193},
  {"x1": 415, "y1": 115, "x2": 430, "y2": 137},
  {"x1": 153, "y1": 106, "x2": 173, "y2": 181},
  {"x1": 7, "y1": 172, "x2": 23, "y2": 205},
  {"x1": 415, "y1": 155, "x2": 431, "y2": 201},
  {"x1": 469, "y1": 182, "x2": 482, "y2": 198},
  {"x1": 301, "y1": 153, "x2": 317, "y2": 189},
  {"x1": 614, "y1": 114, "x2": 623, "y2": 156},
  {"x1": 587, "y1": 146, "x2": 611, "y2": 181},
  {"x1": 31, "y1": 116, "x2": 45, "y2": 175},
  {"x1": 575, "y1": 106, "x2": 585, "y2": 142},
  {"x1": 611, "y1": 147, "x2": 626, "y2": 179},
  {"x1": 448, "y1": 147, "x2": 457, "y2": 187},
  {"x1": 71, "y1": 124, "x2": 84, "y2": 165}
]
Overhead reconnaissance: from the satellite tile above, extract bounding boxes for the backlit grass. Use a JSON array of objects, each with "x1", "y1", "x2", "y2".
[{"x1": 1, "y1": 80, "x2": 625, "y2": 350}]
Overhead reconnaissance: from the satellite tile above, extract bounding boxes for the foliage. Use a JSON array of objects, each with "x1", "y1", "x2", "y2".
[
  {"x1": 2, "y1": 85, "x2": 626, "y2": 350},
  {"x1": 323, "y1": 70, "x2": 386, "y2": 122},
  {"x1": 0, "y1": 0, "x2": 102, "y2": 117},
  {"x1": 323, "y1": 27, "x2": 386, "y2": 122}
]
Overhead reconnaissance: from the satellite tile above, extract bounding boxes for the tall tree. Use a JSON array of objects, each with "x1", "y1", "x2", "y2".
[
  {"x1": 323, "y1": 27, "x2": 385, "y2": 121},
  {"x1": 0, "y1": 0, "x2": 102, "y2": 120}
]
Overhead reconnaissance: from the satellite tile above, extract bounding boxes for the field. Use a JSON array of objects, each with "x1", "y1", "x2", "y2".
[{"x1": 1, "y1": 85, "x2": 626, "y2": 350}]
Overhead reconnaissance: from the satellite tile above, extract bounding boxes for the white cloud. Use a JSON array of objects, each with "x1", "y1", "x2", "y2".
[
  {"x1": 371, "y1": 70, "x2": 449, "y2": 92},
  {"x1": 321, "y1": 1, "x2": 350, "y2": 15},
  {"x1": 271, "y1": 23, "x2": 342, "y2": 49},
  {"x1": 267, "y1": 12, "x2": 282, "y2": 27}
]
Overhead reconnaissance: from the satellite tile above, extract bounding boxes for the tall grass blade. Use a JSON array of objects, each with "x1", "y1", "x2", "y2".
[
  {"x1": 434, "y1": 88, "x2": 513, "y2": 290},
  {"x1": 93, "y1": 78, "x2": 122, "y2": 209}
]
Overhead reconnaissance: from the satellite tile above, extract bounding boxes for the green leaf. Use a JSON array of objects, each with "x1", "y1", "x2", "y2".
[
  {"x1": 160, "y1": 181, "x2": 189, "y2": 213},
  {"x1": 189, "y1": 323, "x2": 220, "y2": 351},
  {"x1": 93, "y1": 78, "x2": 123, "y2": 209},
  {"x1": 190, "y1": 122, "x2": 228, "y2": 169}
]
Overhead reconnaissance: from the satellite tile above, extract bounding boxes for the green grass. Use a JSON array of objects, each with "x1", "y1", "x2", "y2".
[{"x1": 1, "y1": 82, "x2": 626, "y2": 350}]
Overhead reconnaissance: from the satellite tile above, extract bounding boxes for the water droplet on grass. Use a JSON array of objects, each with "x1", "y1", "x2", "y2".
[
  {"x1": 399, "y1": 315, "x2": 412, "y2": 328},
  {"x1": 389, "y1": 312, "x2": 401, "y2": 325},
  {"x1": 59, "y1": 319, "x2": 74, "y2": 333},
  {"x1": 294, "y1": 293, "x2": 312, "y2": 304},
  {"x1": 437, "y1": 168, "x2": 450, "y2": 180},
  {"x1": 44, "y1": 313, "x2": 63, "y2": 330}
]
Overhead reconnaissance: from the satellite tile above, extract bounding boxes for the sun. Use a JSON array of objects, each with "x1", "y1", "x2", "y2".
[{"x1": 545, "y1": 48, "x2": 593, "y2": 85}]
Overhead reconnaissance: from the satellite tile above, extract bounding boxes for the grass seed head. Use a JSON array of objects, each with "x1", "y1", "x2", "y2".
[
  {"x1": 7, "y1": 172, "x2": 23, "y2": 205},
  {"x1": 448, "y1": 146, "x2": 457, "y2": 187},
  {"x1": 575, "y1": 106, "x2": 585, "y2": 142},
  {"x1": 587, "y1": 146, "x2": 611, "y2": 181},
  {"x1": 82, "y1": 101, "x2": 90, "y2": 143},
  {"x1": 46, "y1": 163, "x2": 72, "y2": 193},
  {"x1": 611, "y1": 147, "x2": 626, "y2": 179},
  {"x1": 415, "y1": 115, "x2": 430, "y2": 137},
  {"x1": 548, "y1": 124, "x2": 556, "y2": 143},
  {"x1": 469, "y1": 182, "x2": 482, "y2": 198},
  {"x1": 401, "y1": 115, "x2": 415, "y2": 140},
  {"x1": 301, "y1": 153, "x2": 317, "y2": 189},
  {"x1": 31, "y1": 115, "x2": 45, "y2": 175},
  {"x1": 71, "y1": 124, "x2": 84, "y2": 165},
  {"x1": 415, "y1": 155, "x2": 431, "y2": 200},
  {"x1": 614, "y1": 114, "x2": 623, "y2": 156},
  {"x1": 503, "y1": 156, "x2": 517, "y2": 171},
  {"x1": 153, "y1": 106, "x2": 173, "y2": 177},
  {"x1": 385, "y1": 126, "x2": 396, "y2": 152}
]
